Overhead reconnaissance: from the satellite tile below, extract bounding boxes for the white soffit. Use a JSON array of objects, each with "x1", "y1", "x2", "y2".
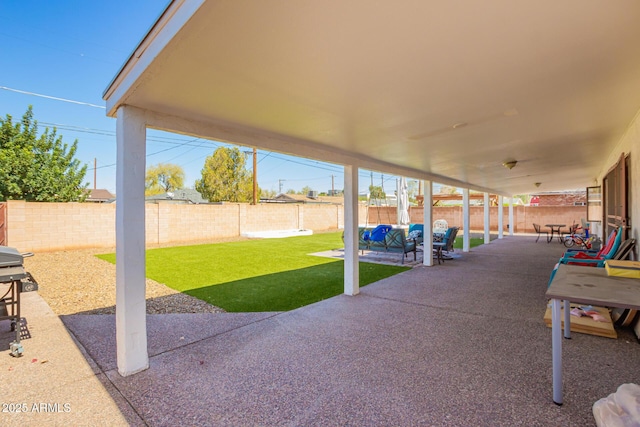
[{"x1": 104, "y1": 0, "x2": 640, "y2": 195}]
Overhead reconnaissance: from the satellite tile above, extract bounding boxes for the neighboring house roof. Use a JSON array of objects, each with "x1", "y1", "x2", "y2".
[
  {"x1": 146, "y1": 189, "x2": 208, "y2": 204},
  {"x1": 85, "y1": 189, "x2": 115, "y2": 202},
  {"x1": 530, "y1": 190, "x2": 586, "y2": 206},
  {"x1": 266, "y1": 193, "x2": 344, "y2": 204}
]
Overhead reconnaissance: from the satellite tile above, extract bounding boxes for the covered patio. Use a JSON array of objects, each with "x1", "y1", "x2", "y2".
[
  {"x1": 1, "y1": 236, "x2": 633, "y2": 425},
  {"x1": 97, "y1": 0, "x2": 640, "y2": 422}
]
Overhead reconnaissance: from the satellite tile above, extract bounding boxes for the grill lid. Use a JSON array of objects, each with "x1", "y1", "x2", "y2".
[{"x1": 0, "y1": 247, "x2": 24, "y2": 268}]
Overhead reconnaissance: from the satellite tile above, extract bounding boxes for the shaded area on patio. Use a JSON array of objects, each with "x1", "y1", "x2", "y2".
[{"x1": 54, "y1": 235, "x2": 640, "y2": 426}]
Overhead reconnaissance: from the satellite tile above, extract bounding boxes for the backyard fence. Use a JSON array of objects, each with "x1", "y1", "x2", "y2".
[{"x1": 4, "y1": 200, "x2": 587, "y2": 252}]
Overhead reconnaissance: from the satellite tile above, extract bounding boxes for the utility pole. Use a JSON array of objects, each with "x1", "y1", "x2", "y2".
[
  {"x1": 279, "y1": 179, "x2": 286, "y2": 194},
  {"x1": 94, "y1": 158, "x2": 97, "y2": 189},
  {"x1": 331, "y1": 175, "x2": 335, "y2": 196},
  {"x1": 252, "y1": 148, "x2": 257, "y2": 205}
]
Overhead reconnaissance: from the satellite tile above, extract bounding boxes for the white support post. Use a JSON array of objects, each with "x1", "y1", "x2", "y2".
[
  {"x1": 422, "y1": 180, "x2": 433, "y2": 266},
  {"x1": 396, "y1": 178, "x2": 401, "y2": 227},
  {"x1": 115, "y1": 105, "x2": 149, "y2": 376},
  {"x1": 484, "y1": 193, "x2": 490, "y2": 244},
  {"x1": 498, "y1": 195, "x2": 504, "y2": 239},
  {"x1": 343, "y1": 165, "x2": 359, "y2": 296},
  {"x1": 509, "y1": 197, "x2": 514, "y2": 236},
  {"x1": 463, "y1": 188, "x2": 470, "y2": 252}
]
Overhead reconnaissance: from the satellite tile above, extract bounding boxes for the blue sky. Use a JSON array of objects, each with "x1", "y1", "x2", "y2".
[{"x1": 0, "y1": 1, "x2": 423, "y2": 196}]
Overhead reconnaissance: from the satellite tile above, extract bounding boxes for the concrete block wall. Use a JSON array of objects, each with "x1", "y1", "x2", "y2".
[
  {"x1": 5, "y1": 200, "x2": 590, "y2": 252},
  {"x1": 241, "y1": 204, "x2": 299, "y2": 232},
  {"x1": 7, "y1": 200, "x2": 116, "y2": 251},
  {"x1": 406, "y1": 205, "x2": 587, "y2": 233},
  {"x1": 304, "y1": 205, "x2": 342, "y2": 230},
  {"x1": 160, "y1": 203, "x2": 240, "y2": 244},
  {"x1": 364, "y1": 206, "x2": 397, "y2": 225}
]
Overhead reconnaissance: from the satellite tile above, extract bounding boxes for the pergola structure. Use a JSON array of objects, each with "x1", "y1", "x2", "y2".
[
  {"x1": 103, "y1": 0, "x2": 640, "y2": 375},
  {"x1": 416, "y1": 193, "x2": 500, "y2": 206}
]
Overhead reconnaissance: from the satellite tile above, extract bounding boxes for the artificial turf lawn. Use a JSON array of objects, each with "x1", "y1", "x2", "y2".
[
  {"x1": 453, "y1": 237, "x2": 485, "y2": 249},
  {"x1": 96, "y1": 232, "x2": 409, "y2": 312}
]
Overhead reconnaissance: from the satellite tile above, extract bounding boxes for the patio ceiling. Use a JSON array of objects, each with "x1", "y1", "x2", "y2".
[{"x1": 104, "y1": 0, "x2": 640, "y2": 196}]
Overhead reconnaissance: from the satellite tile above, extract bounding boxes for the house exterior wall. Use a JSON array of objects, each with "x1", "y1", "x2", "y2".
[
  {"x1": 598, "y1": 108, "x2": 640, "y2": 258},
  {"x1": 6, "y1": 200, "x2": 590, "y2": 252}
]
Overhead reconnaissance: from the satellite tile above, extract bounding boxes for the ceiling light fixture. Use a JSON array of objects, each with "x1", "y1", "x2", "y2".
[
  {"x1": 452, "y1": 122, "x2": 467, "y2": 129},
  {"x1": 535, "y1": 182, "x2": 541, "y2": 188},
  {"x1": 502, "y1": 160, "x2": 517, "y2": 170}
]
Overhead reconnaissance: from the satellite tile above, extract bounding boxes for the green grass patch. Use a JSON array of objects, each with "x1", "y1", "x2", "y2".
[
  {"x1": 452, "y1": 237, "x2": 485, "y2": 249},
  {"x1": 97, "y1": 232, "x2": 408, "y2": 312}
]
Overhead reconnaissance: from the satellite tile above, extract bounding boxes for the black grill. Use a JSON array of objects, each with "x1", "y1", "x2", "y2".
[{"x1": 0, "y1": 246, "x2": 39, "y2": 357}]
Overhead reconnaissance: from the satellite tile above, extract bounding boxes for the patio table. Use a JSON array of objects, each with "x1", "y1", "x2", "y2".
[
  {"x1": 545, "y1": 224, "x2": 566, "y2": 243},
  {"x1": 545, "y1": 264, "x2": 640, "y2": 405}
]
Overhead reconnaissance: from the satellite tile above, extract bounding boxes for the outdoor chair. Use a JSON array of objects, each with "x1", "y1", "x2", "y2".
[
  {"x1": 433, "y1": 226, "x2": 459, "y2": 264},
  {"x1": 560, "y1": 226, "x2": 622, "y2": 265},
  {"x1": 408, "y1": 223, "x2": 424, "y2": 245},
  {"x1": 364, "y1": 224, "x2": 392, "y2": 243},
  {"x1": 381, "y1": 229, "x2": 417, "y2": 264},
  {"x1": 547, "y1": 237, "x2": 635, "y2": 287},
  {"x1": 533, "y1": 223, "x2": 548, "y2": 243},
  {"x1": 547, "y1": 229, "x2": 630, "y2": 287},
  {"x1": 433, "y1": 219, "x2": 448, "y2": 234},
  {"x1": 358, "y1": 227, "x2": 372, "y2": 253}
]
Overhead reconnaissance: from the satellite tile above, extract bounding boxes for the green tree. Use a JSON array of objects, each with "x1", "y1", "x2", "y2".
[
  {"x1": 369, "y1": 185, "x2": 385, "y2": 200},
  {"x1": 145, "y1": 163, "x2": 185, "y2": 196},
  {"x1": 407, "y1": 180, "x2": 418, "y2": 203},
  {"x1": 260, "y1": 188, "x2": 277, "y2": 199},
  {"x1": 299, "y1": 185, "x2": 313, "y2": 195},
  {"x1": 286, "y1": 188, "x2": 296, "y2": 194},
  {"x1": 440, "y1": 185, "x2": 459, "y2": 195},
  {"x1": 0, "y1": 106, "x2": 88, "y2": 201},
  {"x1": 195, "y1": 147, "x2": 253, "y2": 202}
]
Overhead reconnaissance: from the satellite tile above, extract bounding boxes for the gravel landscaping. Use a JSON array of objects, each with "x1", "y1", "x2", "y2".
[{"x1": 23, "y1": 247, "x2": 226, "y2": 315}]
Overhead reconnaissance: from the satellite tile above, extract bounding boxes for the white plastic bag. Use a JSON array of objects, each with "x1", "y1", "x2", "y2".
[{"x1": 593, "y1": 383, "x2": 640, "y2": 427}]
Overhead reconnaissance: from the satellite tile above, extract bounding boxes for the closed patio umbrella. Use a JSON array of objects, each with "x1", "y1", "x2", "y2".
[{"x1": 398, "y1": 177, "x2": 410, "y2": 225}]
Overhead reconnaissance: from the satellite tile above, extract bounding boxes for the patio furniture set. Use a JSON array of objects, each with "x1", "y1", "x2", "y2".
[
  {"x1": 357, "y1": 221, "x2": 459, "y2": 264},
  {"x1": 534, "y1": 223, "x2": 570, "y2": 243},
  {"x1": 544, "y1": 225, "x2": 640, "y2": 410}
]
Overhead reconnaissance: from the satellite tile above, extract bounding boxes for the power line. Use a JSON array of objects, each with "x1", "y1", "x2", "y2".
[
  {"x1": 0, "y1": 86, "x2": 105, "y2": 109},
  {"x1": 4, "y1": 87, "x2": 387, "y2": 180}
]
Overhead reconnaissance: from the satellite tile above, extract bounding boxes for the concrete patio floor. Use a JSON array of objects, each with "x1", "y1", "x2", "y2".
[{"x1": 2, "y1": 235, "x2": 640, "y2": 426}]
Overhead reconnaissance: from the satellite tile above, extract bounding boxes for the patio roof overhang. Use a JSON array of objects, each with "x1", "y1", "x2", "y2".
[
  {"x1": 103, "y1": 0, "x2": 640, "y2": 377},
  {"x1": 104, "y1": 0, "x2": 640, "y2": 196}
]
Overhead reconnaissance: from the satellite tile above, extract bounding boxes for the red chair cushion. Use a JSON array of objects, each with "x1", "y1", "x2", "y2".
[
  {"x1": 596, "y1": 228, "x2": 618, "y2": 258},
  {"x1": 571, "y1": 251, "x2": 598, "y2": 260}
]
